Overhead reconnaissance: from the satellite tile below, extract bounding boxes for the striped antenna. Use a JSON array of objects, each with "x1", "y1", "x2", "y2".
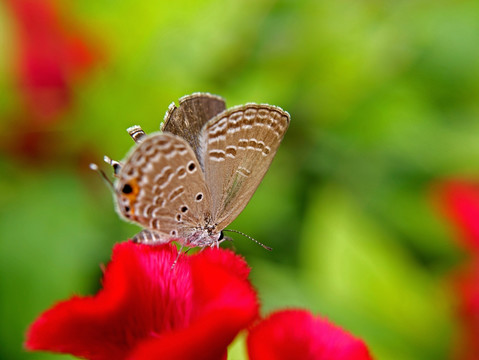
[{"x1": 223, "y1": 229, "x2": 272, "y2": 251}]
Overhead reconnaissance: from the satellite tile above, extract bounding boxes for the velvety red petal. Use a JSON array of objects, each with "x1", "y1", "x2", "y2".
[
  {"x1": 189, "y1": 248, "x2": 255, "y2": 312},
  {"x1": 26, "y1": 242, "x2": 193, "y2": 360},
  {"x1": 247, "y1": 309, "x2": 372, "y2": 360},
  {"x1": 128, "y1": 248, "x2": 259, "y2": 360},
  {"x1": 434, "y1": 180, "x2": 479, "y2": 254},
  {"x1": 26, "y1": 243, "x2": 259, "y2": 360},
  {"x1": 193, "y1": 247, "x2": 252, "y2": 280}
]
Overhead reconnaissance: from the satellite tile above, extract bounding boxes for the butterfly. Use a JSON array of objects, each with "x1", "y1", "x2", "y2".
[{"x1": 100, "y1": 93, "x2": 290, "y2": 249}]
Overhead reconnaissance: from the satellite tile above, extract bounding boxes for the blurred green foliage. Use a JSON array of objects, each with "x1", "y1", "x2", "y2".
[{"x1": 1, "y1": 0, "x2": 479, "y2": 358}]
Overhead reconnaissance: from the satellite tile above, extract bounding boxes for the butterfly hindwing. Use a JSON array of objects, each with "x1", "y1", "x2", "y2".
[{"x1": 116, "y1": 132, "x2": 212, "y2": 241}]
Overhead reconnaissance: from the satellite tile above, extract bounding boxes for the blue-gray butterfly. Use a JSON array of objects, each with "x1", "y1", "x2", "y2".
[{"x1": 98, "y1": 93, "x2": 290, "y2": 249}]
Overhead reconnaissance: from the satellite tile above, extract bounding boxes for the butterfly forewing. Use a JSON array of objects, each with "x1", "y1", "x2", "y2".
[
  {"x1": 201, "y1": 104, "x2": 290, "y2": 230},
  {"x1": 116, "y1": 133, "x2": 212, "y2": 241},
  {"x1": 161, "y1": 93, "x2": 226, "y2": 163}
]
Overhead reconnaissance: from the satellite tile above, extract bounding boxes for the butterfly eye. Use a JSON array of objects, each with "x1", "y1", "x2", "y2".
[{"x1": 112, "y1": 163, "x2": 121, "y2": 175}]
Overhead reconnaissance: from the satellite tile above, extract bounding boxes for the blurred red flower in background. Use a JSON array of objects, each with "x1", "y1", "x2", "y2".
[
  {"x1": 3, "y1": 0, "x2": 103, "y2": 162},
  {"x1": 26, "y1": 241, "x2": 373, "y2": 360},
  {"x1": 450, "y1": 261, "x2": 479, "y2": 360},
  {"x1": 434, "y1": 180, "x2": 479, "y2": 359},
  {"x1": 247, "y1": 309, "x2": 372, "y2": 360},
  {"x1": 435, "y1": 180, "x2": 479, "y2": 255}
]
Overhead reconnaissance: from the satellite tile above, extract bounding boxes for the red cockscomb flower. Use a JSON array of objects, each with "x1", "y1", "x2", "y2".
[
  {"x1": 434, "y1": 180, "x2": 479, "y2": 255},
  {"x1": 25, "y1": 241, "x2": 259, "y2": 360},
  {"x1": 247, "y1": 309, "x2": 372, "y2": 360}
]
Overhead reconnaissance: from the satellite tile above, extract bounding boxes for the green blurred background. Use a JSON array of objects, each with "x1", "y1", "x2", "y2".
[{"x1": 1, "y1": 0, "x2": 478, "y2": 359}]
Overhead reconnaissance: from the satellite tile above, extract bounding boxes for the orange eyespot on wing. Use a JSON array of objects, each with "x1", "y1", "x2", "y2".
[{"x1": 119, "y1": 179, "x2": 140, "y2": 215}]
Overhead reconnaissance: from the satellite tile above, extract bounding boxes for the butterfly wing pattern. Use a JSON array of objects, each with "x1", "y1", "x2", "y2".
[
  {"x1": 114, "y1": 93, "x2": 290, "y2": 248},
  {"x1": 115, "y1": 133, "x2": 213, "y2": 244},
  {"x1": 201, "y1": 104, "x2": 290, "y2": 230}
]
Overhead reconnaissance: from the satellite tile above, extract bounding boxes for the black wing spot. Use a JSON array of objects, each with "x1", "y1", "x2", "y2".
[
  {"x1": 122, "y1": 184, "x2": 133, "y2": 194},
  {"x1": 187, "y1": 162, "x2": 196, "y2": 172}
]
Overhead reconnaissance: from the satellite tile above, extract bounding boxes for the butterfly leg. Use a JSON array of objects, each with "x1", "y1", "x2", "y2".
[
  {"x1": 170, "y1": 244, "x2": 185, "y2": 270},
  {"x1": 218, "y1": 234, "x2": 236, "y2": 251},
  {"x1": 218, "y1": 235, "x2": 233, "y2": 245}
]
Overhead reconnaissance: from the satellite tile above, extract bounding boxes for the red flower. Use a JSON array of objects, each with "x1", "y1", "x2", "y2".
[
  {"x1": 25, "y1": 242, "x2": 259, "y2": 360},
  {"x1": 3, "y1": 0, "x2": 103, "y2": 163},
  {"x1": 434, "y1": 180, "x2": 479, "y2": 255},
  {"x1": 5, "y1": 0, "x2": 102, "y2": 121},
  {"x1": 247, "y1": 309, "x2": 372, "y2": 360},
  {"x1": 451, "y1": 261, "x2": 479, "y2": 360},
  {"x1": 433, "y1": 179, "x2": 479, "y2": 359}
]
